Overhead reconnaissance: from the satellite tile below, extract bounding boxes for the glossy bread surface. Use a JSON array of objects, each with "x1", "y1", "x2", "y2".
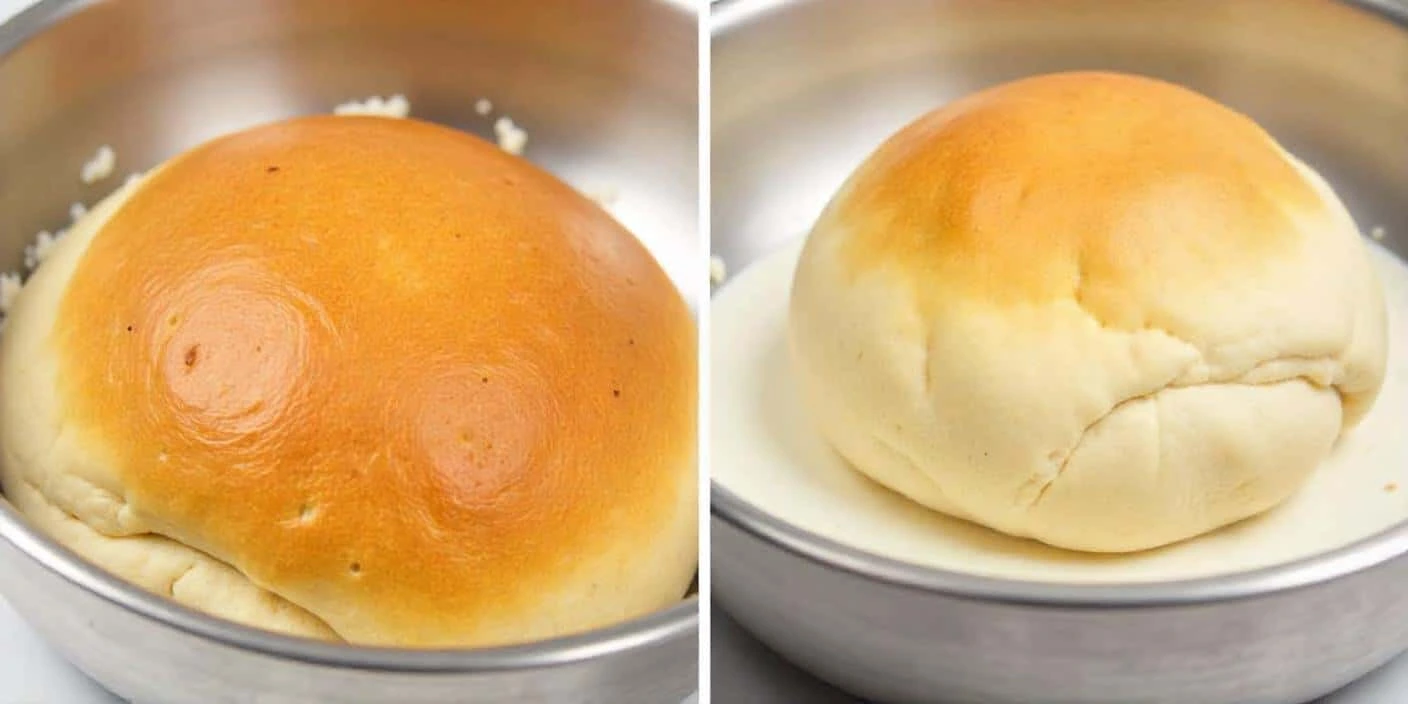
[{"x1": 5, "y1": 116, "x2": 697, "y2": 647}]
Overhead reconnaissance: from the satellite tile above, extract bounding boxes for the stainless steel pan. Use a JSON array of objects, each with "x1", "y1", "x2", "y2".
[
  {"x1": 711, "y1": 1, "x2": 1408, "y2": 702},
  {"x1": 0, "y1": 1, "x2": 700, "y2": 702}
]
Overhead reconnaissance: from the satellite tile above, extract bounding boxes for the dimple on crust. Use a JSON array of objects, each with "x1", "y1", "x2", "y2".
[{"x1": 148, "y1": 259, "x2": 330, "y2": 443}]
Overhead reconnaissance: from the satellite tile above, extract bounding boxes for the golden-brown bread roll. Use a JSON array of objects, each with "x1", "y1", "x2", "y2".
[
  {"x1": 0, "y1": 115, "x2": 697, "y2": 646},
  {"x1": 789, "y1": 72, "x2": 1386, "y2": 553}
]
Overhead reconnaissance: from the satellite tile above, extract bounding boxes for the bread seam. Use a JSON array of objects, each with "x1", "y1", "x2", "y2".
[
  {"x1": 1024, "y1": 372, "x2": 1339, "y2": 512},
  {"x1": 13, "y1": 472, "x2": 340, "y2": 638}
]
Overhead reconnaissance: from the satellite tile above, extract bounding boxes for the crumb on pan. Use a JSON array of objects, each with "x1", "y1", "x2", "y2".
[
  {"x1": 333, "y1": 94, "x2": 411, "y2": 119},
  {"x1": 1387, "y1": 482, "x2": 1399, "y2": 493},
  {"x1": 475, "y1": 98, "x2": 493, "y2": 116},
  {"x1": 582, "y1": 184, "x2": 620, "y2": 209},
  {"x1": 1371, "y1": 226, "x2": 1387, "y2": 242},
  {"x1": 493, "y1": 116, "x2": 527, "y2": 155},
  {"x1": 24, "y1": 230, "x2": 62, "y2": 272},
  {"x1": 710, "y1": 255, "x2": 727, "y2": 286},
  {"x1": 80, "y1": 145, "x2": 116, "y2": 184},
  {"x1": 0, "y1": 272, "x2": 21, "y2": 315},
  {"x1": 69, "y1": 202, "x2": 87, "y2": 223}
]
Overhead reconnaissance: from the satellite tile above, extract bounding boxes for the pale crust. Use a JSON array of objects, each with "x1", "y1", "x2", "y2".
[
  {"x1": 790, "y1": 72, "x2": 1387, "y2": 553},
  {"x1": 1, "y1": 116, "x2": 697, "y2": 646}
]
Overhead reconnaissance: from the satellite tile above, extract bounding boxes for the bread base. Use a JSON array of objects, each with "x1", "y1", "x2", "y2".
[{"x1": 712, "y1": 239, "x2": 1408, "y2": 583}]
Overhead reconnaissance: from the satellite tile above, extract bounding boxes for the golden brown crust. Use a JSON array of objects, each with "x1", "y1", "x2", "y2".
[
  {"x1": 834, "y1": 71, "x2": 1328, "y2": 330},
  {"x1": 48, "y1": 115, "x2": 696, "y2": 645}
]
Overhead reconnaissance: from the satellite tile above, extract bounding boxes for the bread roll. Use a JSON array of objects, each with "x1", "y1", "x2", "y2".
[
  {"x1": 0, "y1": 115, "x2": 697, "y2": 646},
  {"x1": 789, "y1": 72, "x2": 1387, "y2": 553}
]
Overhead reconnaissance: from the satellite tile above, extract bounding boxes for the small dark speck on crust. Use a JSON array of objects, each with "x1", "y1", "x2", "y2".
[
  {"x1": 184, "y1": 345, "x2": 199, "y2": 368},
  {"x1": 349, "y1": 562, "x2": 362, "y2": 575},
  {"x1": 612, "y1": 388, "x2": 621, "y2": 398},
  {"x1": 266, "y1": 166, "x2": 279, "y2": 173},
  {"x1": 628, "y1": 338, "x2": 635, "y2": 346},
  {"x1": 125, "y1": 325, "x2": 133, "y2": 332},
  {"x1": 481, "y1": 377, "x2": 489, "y2": 384}
]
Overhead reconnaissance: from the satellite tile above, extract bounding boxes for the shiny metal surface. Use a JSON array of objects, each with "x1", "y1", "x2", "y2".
[
  {"x1": 711, "y1": 0, "x2": 1408, "y2": 702},
  {"x1": 0, "y1": 0, "x2": 699, "y2": 702}
]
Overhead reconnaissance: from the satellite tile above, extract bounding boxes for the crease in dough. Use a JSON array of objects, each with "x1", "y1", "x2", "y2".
[{"x1": 9, "y1": 472, "x2": 338, "y2": 640}]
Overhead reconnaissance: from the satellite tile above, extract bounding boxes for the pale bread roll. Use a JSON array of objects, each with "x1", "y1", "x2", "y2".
[
  {"x1": 1, "y1": 115, "x2": 697, "y2": 646},
  {"x1": 789, "y1": 72, "x2": 1387, "y2": 553}
]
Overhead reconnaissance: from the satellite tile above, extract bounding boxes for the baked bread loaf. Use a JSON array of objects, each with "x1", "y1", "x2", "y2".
[
  {"x1": 789, "y1": 72, "x2": 1387, "y2": 553},
  {"x1": 0, "y1": 115, "x2": 697, "y2": 646}
]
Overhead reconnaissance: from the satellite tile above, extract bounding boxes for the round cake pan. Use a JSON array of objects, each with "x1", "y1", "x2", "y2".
[
  {"x1": 0, "y1": 0, "x2": 699, "y2": 702},
  {"x1": 710, "y1": 1, "x2": 1408, "y2": 703}
]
